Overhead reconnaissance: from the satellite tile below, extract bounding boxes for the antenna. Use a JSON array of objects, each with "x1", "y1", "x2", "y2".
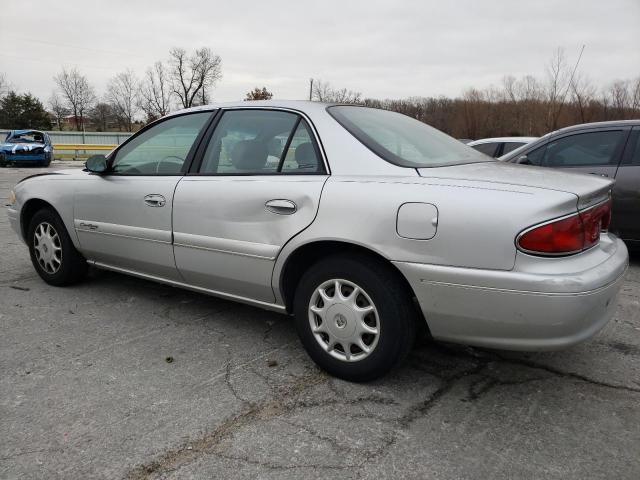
[
  {"x1": 561, "y1": 44, "x2": 585, "y2": 104},
  {"x1": 554, "y1": 44, "x2": 585, "y2": 125}
]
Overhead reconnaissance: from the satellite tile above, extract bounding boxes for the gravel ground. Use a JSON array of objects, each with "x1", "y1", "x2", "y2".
[{"x1": 1, "y1": 161, "x2": 639, "y2": 480}]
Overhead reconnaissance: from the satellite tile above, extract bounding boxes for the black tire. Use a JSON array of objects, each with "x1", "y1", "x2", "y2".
[
  {"x1": 27, "y1": 208, "x2": 88, "y2": 286},
  {"x1": 293, "y1": 253, "x2": 417, "y2": 382},
  {"x1": 42, "y1": 159, "x2": 51, "y2": 167}
]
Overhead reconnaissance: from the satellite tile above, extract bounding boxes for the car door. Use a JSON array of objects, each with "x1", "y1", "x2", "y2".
[
  {"x1": 74, "y1": 111, "x2": 213, "y2": 280},
  {"x1": 173, "y1": 108, "x2": 328, "y2": 303},
  {"x1": 612, "y1": 127, "x2": 640, "y2": 242},
  {"x1": 538, "y1": 128, "x2": 629, "y2": 178}
]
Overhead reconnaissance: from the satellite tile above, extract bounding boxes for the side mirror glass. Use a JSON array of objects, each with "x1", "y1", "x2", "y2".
[
  {"x1": 85, "y1": 155, "x2": 108, "y2": 173},
  {"x1": 517, "y1": 155, "x2": 531, "y2": 165}
]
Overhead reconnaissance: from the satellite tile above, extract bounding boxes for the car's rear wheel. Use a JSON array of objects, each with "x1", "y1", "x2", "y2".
[
  {"x1": 293, "y1": 254, "x2": 416, "y2": 382},
  {"x1": 27, "y1": 209, "x2": 88, "y2": 286}
]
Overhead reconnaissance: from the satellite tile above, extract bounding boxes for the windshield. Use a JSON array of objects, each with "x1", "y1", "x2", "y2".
[
  {"x1": 327, "y1": 106, "x2": 491, "y2": 168},
  {"x1": 8, "y1": 132, "x2": 44, "y2": 144}
]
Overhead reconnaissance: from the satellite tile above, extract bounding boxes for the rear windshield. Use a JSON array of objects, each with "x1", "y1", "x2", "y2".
[{"x1": 327, "y1": 106, "x2": 491, "y2": 168}]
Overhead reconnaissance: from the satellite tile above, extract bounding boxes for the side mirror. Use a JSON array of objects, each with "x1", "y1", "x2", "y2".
[
  {"x1": 85, "y1": 155, "x2": 108, "y2": 174},
  {"x1": 516, "y1": 155, "x2": 531, "y2": 165}
]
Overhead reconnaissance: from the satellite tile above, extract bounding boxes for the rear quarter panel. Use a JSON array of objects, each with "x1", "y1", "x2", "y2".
[{"x1": 272, "y1": 175, "x2": 579, "y2": 301}]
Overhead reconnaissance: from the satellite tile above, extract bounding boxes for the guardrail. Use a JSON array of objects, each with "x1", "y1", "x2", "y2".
[{"x1": 53, "y1": 144, "x2": 117, "y2": 160}]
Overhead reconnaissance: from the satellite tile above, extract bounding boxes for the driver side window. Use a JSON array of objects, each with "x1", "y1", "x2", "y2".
[{"x1": 111, "y1": 112, "x2": 212, "y2": 175}]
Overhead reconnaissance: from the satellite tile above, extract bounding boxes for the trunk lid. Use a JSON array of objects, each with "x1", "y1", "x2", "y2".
[{"x1": 417, "y1": 161, "x2": 613, "y2": 209}]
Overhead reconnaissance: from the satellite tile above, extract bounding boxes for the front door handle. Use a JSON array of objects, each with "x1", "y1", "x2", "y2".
[
  {"x1": 589, "y1": 172, "x2": 609, "y2": 177},
  {"x1": 265, "y1": 199, "x2": 297, "y2": 215},
  {"x1": 144, "y1": 194, "x2": 166, "y2": 207}
]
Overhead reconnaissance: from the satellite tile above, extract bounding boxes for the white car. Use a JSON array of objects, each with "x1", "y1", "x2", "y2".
[
  {"x1": 7, "y1": 101, "x2": 628, "y2": 381},
  {"x1": 468, "y1": 137, "x2": 538, "y2": 158}
]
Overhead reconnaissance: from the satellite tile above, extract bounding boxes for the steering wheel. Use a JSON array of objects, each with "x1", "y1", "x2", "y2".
[{"x1": 155, "y1": 155, "x2": 185, "y2": 174}]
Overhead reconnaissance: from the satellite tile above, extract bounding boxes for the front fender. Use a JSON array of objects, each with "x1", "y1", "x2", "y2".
[{"x1": 13, "y1": 173, "x2": 82, "y2": 249}]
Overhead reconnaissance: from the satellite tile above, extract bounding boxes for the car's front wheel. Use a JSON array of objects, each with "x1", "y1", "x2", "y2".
[
  {"x1": 294, "y1": 253, "x2": 416, "y2": 382},
  {"x1": 27, "y1": 209, "x2": 88, "y2": 286}
]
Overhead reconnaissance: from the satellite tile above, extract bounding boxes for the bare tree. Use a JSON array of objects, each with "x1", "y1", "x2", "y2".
[
  {"x1": 245, "y1": 87, "x2": 273, "y2": 101},
  {"x1": 53, "y1": 67, "x2": 96, "y2": 130},
  {"x1": 544, "y1": 48, "x2": 571, "y2": 130},
  {"x1": 0, "y1": 73, "x2": 10, "y2": 99},
  {"x1": 169, "y1": 47, "x2": 222, "y2": 108},
  {"x1": 311, "y1": 79, "x2": 361, "y2": 103},
  {"x1": 89, "y1": 102, "x2": 116, "y2": 132},
  {"x1": 138, "y1": 61, "x2": 173, "y2": 122},
  {"x1": 48, "y1": 92, "x2": 69, "y2": 130},
  {"x1": 570, "y1": 74, "x2": 597, "y2": 123},
  {"x1": 106, "y1": 70, "x2": 139, "y2": 132},
  {"x1": 632, "y1": 77, "x2": 640, "y2": 111},
  {"x1": 608, "y1": 80, "x2": 631, "y2": 118}
]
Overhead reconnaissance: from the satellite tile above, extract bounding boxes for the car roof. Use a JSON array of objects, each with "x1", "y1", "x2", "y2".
[
  {"x1": 468, "y1": 137, "x2": 538, "y2": 145},
  {"x1": 549, "y1": 119, "x2": 640, "y2": 135},
  {"x1": 10, "y1": 129, "x2": 46, "y2": 136},
  {"x1": 170, "y1": 100, "x2": 335, "y2": 117}
]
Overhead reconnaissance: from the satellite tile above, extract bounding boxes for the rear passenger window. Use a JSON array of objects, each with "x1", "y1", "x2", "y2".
[
  {"x1": 472, "y1": 143, "x2": 499, "y2": 157},
  {"x1": 281, "y1": 121, "x2": 321, "y2": 173},
  {"x1": 543, "y1": 131, "x2": 623, "y2": 167},
  {"x1": 199, "y1": 110, "x2": 323, "y2": 174}
]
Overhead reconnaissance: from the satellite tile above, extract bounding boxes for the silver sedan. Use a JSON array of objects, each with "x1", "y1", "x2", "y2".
[{"x1": 7, "y1": 101, "x2": 629, "y2": 381}]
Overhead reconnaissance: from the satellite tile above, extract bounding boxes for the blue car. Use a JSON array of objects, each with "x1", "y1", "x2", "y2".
[{"x1": 0, "y1": 130, "x2": 53, "y2": 167}]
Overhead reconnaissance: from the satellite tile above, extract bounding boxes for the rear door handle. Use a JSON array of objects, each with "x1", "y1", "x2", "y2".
[
  {"x1": 144, "y1": 194, "x2": 166, "y2": 207},
  {"x1": 265, "y1": 199, "x2": 297, "y2": 215}
]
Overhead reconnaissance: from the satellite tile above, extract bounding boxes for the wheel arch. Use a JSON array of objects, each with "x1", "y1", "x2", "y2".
[
  {"x1": 277, "y1": 240, "x2": 426, "y2": 326},
  {"x1": 20, "y1": 198, "x2": 59, "y2": 240}
]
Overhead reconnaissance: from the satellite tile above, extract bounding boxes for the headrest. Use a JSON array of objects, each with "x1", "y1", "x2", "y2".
[
  {"x1": 231, "y1": 140, "x2": 268, "y2": 171},
  {"x1": 294, "y1": 142, "x2": 317, "y2": 169}
]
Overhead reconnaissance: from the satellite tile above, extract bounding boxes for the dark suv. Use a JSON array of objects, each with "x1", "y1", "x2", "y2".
[{"x1": 501, "y1": 120, "x2": 640, "y2": 248}]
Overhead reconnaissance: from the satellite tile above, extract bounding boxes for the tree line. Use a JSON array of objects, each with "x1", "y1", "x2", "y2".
[
  {"x1": 0, "y1": 47, "x2": 638, "y2": 139},
  {"x1": 317, "y1": 49, "x2": 640, "y2": 139}
]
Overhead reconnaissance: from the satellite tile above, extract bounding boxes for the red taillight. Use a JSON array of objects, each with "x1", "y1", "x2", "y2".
[{"x1": 517, "y1": 199, "x2": 612, "y2": 255}]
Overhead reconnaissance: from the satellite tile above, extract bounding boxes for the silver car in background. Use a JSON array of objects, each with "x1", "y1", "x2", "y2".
[
  {"x1": 468, "y1": 136, "x2": 538, "y2": 158},
  {"x1": 7, "y1": 101, "x2": 628, "y2": 381}
]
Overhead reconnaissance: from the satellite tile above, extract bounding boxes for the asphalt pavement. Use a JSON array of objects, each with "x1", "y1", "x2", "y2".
[{"x1": 1, "y1": 161, "x2": 639, "y2": 479}]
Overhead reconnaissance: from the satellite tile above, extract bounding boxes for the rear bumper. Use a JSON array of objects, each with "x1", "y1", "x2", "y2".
[{"x1": 394, "y1": 234, "x2": 629, "y2": 350}]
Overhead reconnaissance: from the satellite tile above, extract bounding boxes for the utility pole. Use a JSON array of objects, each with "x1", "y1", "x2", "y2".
[{"x1": 309, "y1": 78, "x2": 313, "y2": 101}]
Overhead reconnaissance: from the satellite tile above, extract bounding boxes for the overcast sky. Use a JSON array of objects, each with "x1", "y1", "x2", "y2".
[{"x1": 2, "y1": 0, "x2": 639, "y2": 104}]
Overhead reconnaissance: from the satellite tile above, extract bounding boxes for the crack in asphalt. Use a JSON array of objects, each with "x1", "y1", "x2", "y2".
[
  {"x1": 124, "y1": 371, "x2": 328, "y2": 480},
  {"x1": 122, "y1": 338, "x2": 640, "y2": 479}
]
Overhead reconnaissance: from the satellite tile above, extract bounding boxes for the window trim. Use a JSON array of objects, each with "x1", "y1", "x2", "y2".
[
  {"x1": 620, "y1": 128, "x2": 640, "y2": 166},
  {"x1": 104, "y1": 109, "x2": 218, "y2": 177},
  {"x1": 187, "y1": 107, "x2": 329, "y2": 176}
]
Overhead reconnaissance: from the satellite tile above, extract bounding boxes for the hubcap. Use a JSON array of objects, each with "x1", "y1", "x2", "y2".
[
  {"x1": 308, "y1": 279, "x2": 380, "y2": 362},
  {"x1": 33, "y1": 222, "x2": 62, "y2": 274}
]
